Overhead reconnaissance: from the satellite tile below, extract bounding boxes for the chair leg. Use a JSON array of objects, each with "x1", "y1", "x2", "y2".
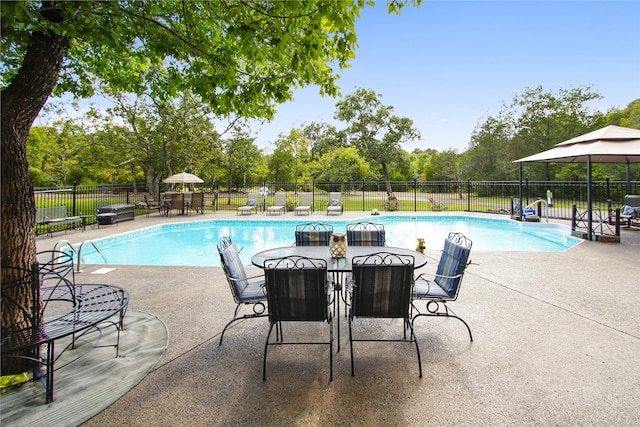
[
  {"x1": 219, "y1": 303, "x2": 268, "y2": 345},
  {"x1": 328, "y1": 316, "x2": 334, "y2": 382},
  {"x1": 348, "y1": 315, "x2": 355, "y2": 376},
  {"x1": 263, "y1": 321, "x2": 276, "y2": 381},
  {"x1": 405, "y1": 317, "x2": 423, "y2": 378},
  {"x1": 411, "y1": 302, "x2": 473, "y2": 342}
]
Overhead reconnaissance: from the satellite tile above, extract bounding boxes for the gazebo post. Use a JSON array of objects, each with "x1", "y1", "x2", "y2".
[{"x1": 587, "y1": 156, "x2": 593, "y2": 241}]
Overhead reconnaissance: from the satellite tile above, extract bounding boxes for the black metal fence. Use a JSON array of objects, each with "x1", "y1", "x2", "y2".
[{"x1": 34, "y1": 179, "x2": 638, "y2": 234}]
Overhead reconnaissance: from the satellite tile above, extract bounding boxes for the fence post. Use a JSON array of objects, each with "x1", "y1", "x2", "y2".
[
  {"x1": 126, "y1": 181, "x2": 130, "y2": 205},
  {"x1": 362, "y1": 180, "x2": 365, "y2": 211},
  {"x1": 466, "y1": 179, "x2": 471, "y2": 212},
  {"x1": 312, "y1": 179, "x2": 315, "y2": 213},
  {"x1": 525, "y1": 177, "x2": 529, "y2": 206},
  {"x1": 72, "y1": 181, "x2": 78, "y2": 216},
  {"x1": 413, "y1": 179, "x2": 417, "y2": 212}
]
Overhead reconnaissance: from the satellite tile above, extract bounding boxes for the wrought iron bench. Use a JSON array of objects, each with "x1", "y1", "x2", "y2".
[{"x1": 1, "y1": 263, "x2": 129, "y2": 403}]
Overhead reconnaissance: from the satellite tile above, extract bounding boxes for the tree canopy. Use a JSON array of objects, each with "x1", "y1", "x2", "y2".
[{"x1": 1, "y1": 0, "x2": 420, "y2": 375}]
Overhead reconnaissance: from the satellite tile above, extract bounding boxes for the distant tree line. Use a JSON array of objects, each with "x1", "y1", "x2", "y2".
[{"x1": 30, "y1": 86, "x2": 639, "y2": 198}]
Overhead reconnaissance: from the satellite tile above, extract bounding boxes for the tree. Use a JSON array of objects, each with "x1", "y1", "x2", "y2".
[
  {"x1": 508, "y1": 85, "x2": 604, "y2": 181},
  {"x1": 1, "y1": 0, "x2": 419, "y2": 375},
  {"x1": 222, "y1": 128, "x2": 261, "y2": 198},
  {"x1": 268, "y1": 129, "x2": 310, "y2": 184},
  {"x1": 464, "y1": 116, "x2": 514, "y2": 180},
  {"x1": 334, "y1": 87, "x2": 420, "y2": 195},
  {"x1": 303, "y1": 121, "x2": 347, "y2": 160},
  {"x1": 314, "y1": 147, "x2": 370, "y2": 183}
]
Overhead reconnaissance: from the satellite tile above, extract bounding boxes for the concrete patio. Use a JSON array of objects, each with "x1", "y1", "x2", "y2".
[{"x1": 33, "y1": 210, "x2": 640, "y2": 426}]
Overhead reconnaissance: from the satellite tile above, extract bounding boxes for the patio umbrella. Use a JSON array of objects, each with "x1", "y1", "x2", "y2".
[
  {"x1": 514, "y1": 125, "x2": 640, "y2": 239},
  {"x1": 163, "y1": 172, "x2": 204, "y2": 184}
]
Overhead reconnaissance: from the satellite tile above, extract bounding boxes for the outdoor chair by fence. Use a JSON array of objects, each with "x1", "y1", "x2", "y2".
[
  {"x1": 616, "y1": 195, "x2": 640, "y2": 228},
  {"x1": 266, "y1": 192, "x2": 287, "y2": 216},
  {"x1": 217, "y1": 237, "x2": 267, "y2": 345},
  {"x1": 346, "y1": 222, "x2": 386, "y2": 246},
  {"x1": 237, "y1": 193, "x2": 259, "y2": 215},
  {"x1": 294, "y1": 192, "x2": 313, "y2": 216},
  {"x1": 188, "y1": 192, "x2": 205, "y2": 215},
  {"x1": 144, "y1": 194, "x2": 165, "y2": 217},
  {"x1": 348, "y1": 252, "x2": 422, "y2": 378},
  {"x1": 327, "y1": 192, "x2": 343, "y2": 215},
  {"x1": 166, "y1": 193, "x2": 185, "y2": 216},
  {"x1": 411, "y1": 232, "x2": 474, "y2": 341},
  {"x1": 294, "y1": 222, "x2": 334, "y2": 246},
  {"x1": 262, "y1": 255, "x2": 333, "y2": 381}
]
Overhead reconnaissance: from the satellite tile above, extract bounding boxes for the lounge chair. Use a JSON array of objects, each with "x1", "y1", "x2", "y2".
[
  {"x1": 294, "y1": 192, "x2": 313, "y2": 216},
  {"x1": 217, "y1": 237, "x2": 267, "y2": 345},
  {"x1": 237, "y1": 193, "x2": 259, "y2": 215},
  {"x1": 262, "y1": 255, "x2": 333, "y2": 381},
  {"x1": 266, "y1": 192, "x2": 286, "y2": 216},
  {"x1": 411, "y1": 232, "x2": 473, "y2": 341},
  {"x1": 326, "y1": 192, "x2": 343, "y2": 215},
  {"x1": 346, "y1": 222, "x2": 386, "y2": 246}
]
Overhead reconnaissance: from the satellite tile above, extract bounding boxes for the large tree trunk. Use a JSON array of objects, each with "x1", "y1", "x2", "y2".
[{"x1": 1, "y1": 27, "x2": 71, "y2": 375}]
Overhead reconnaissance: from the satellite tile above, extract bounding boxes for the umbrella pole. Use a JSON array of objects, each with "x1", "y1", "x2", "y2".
[{"x1": 587, "y1": 156, "x2": 593, "y2": 240}]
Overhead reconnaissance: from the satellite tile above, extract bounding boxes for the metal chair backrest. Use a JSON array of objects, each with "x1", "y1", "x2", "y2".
[
  {"x1": 273, "y1": 193, "x2": 286, "y2": 206},
  {"x1": 434, "y1": 232, "x2": 472, "y2": 297},
  {"x1": 264, "y1": 256, "x2": 329, "y2": 322},
  {"x1": 190, "y1": 192, "x2": 204, "y2": 209},
  {"x1": 299, "y1": 192, "x2": 313, "y2": 206},
  {"x1": 295, "y1": 222, "x2": 334, "y2": 246},
  {"x1": 351, "y1": 252, "x2": 415, "y2": 318},
  {"x1": 170, "y1": 193, "x2": 184, "y2": 209},
  {"x1": 217, "y1": 237, "x2": 248, "y2": 302},
  {"x1": 1, "y1": 263, "x2": 42, "y2": 350},
  {"x1": 346, "y1": 222, "x2": 386, "y2": 246}
]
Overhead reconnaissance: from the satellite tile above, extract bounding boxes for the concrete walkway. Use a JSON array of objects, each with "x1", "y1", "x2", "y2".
[{"x1": 35, "y1": 210, "x2": 640, "y2": 426}]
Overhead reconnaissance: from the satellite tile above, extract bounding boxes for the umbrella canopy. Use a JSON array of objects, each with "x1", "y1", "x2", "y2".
[
  {"x1": 513, "y1": 125, "x2": 640, "y2": 240},
  {"x1": 514, "y1": 125, "x2": 640, "y2": 164},
  {"x1": 163, "y1": 172, "x2": 204, "y2": 184}
]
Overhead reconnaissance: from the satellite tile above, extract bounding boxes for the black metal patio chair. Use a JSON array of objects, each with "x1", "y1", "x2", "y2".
[
  {"x1": 262, "y1": 255, "x2": 333, "y2": 381},
  {"x1": 346, "y1": 221, "x2": 386, "y2": 246},
  {"x1": 217, "y1": 237, "x2": 267, "y2": 345},
  {"x1": 411, "y1": 232, "x2": 474, "y2": 341},
  {"x1": 294, "y1": 222, "x2": 334, "y2": 246},
  {"x1": 348, "y1": 252, "x2": 422, "y2": 378}
]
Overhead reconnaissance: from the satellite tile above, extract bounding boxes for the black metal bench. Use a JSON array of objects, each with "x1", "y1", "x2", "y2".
[
  {"x1": 1, "y1": 261, "x2": 129, "y2": 403},
  {"x1": 36, "y1": 206, "x2": 82, "y2": 236}
]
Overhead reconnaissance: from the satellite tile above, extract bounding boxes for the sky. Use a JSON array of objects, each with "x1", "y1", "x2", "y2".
[
  {"x1": 249, "y1": 0, "x2": 640, "y2": 153},
  {"x1": 38, "y1": 1, "x2": 640, "y2": 154}
]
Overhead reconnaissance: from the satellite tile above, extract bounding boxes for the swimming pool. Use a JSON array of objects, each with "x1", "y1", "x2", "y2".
[{"x1": 76, "y1": 215, "x2": 582, "y2": 267}]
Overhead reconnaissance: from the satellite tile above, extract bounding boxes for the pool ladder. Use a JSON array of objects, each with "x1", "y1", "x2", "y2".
[
  {"x1": 523, "y1": 199, "x2": 549, "y2": 223},
  {"x1": 53, "y1": 239, "x2": 108, "y2": 272}
]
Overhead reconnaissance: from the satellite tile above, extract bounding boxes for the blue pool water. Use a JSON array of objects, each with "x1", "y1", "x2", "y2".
[{"x1": 77, "y1": 215, "x2": 582, "y2": 267}]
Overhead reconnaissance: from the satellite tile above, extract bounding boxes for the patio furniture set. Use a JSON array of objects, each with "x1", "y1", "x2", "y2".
[{"x1": 217, "y1": 221, "x2": 473, "y2": 381}]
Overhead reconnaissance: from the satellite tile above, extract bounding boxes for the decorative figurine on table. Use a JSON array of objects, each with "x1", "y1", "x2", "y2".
[{"x1": 329, "y1": 233, "x2": 348, "y2": 258}]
